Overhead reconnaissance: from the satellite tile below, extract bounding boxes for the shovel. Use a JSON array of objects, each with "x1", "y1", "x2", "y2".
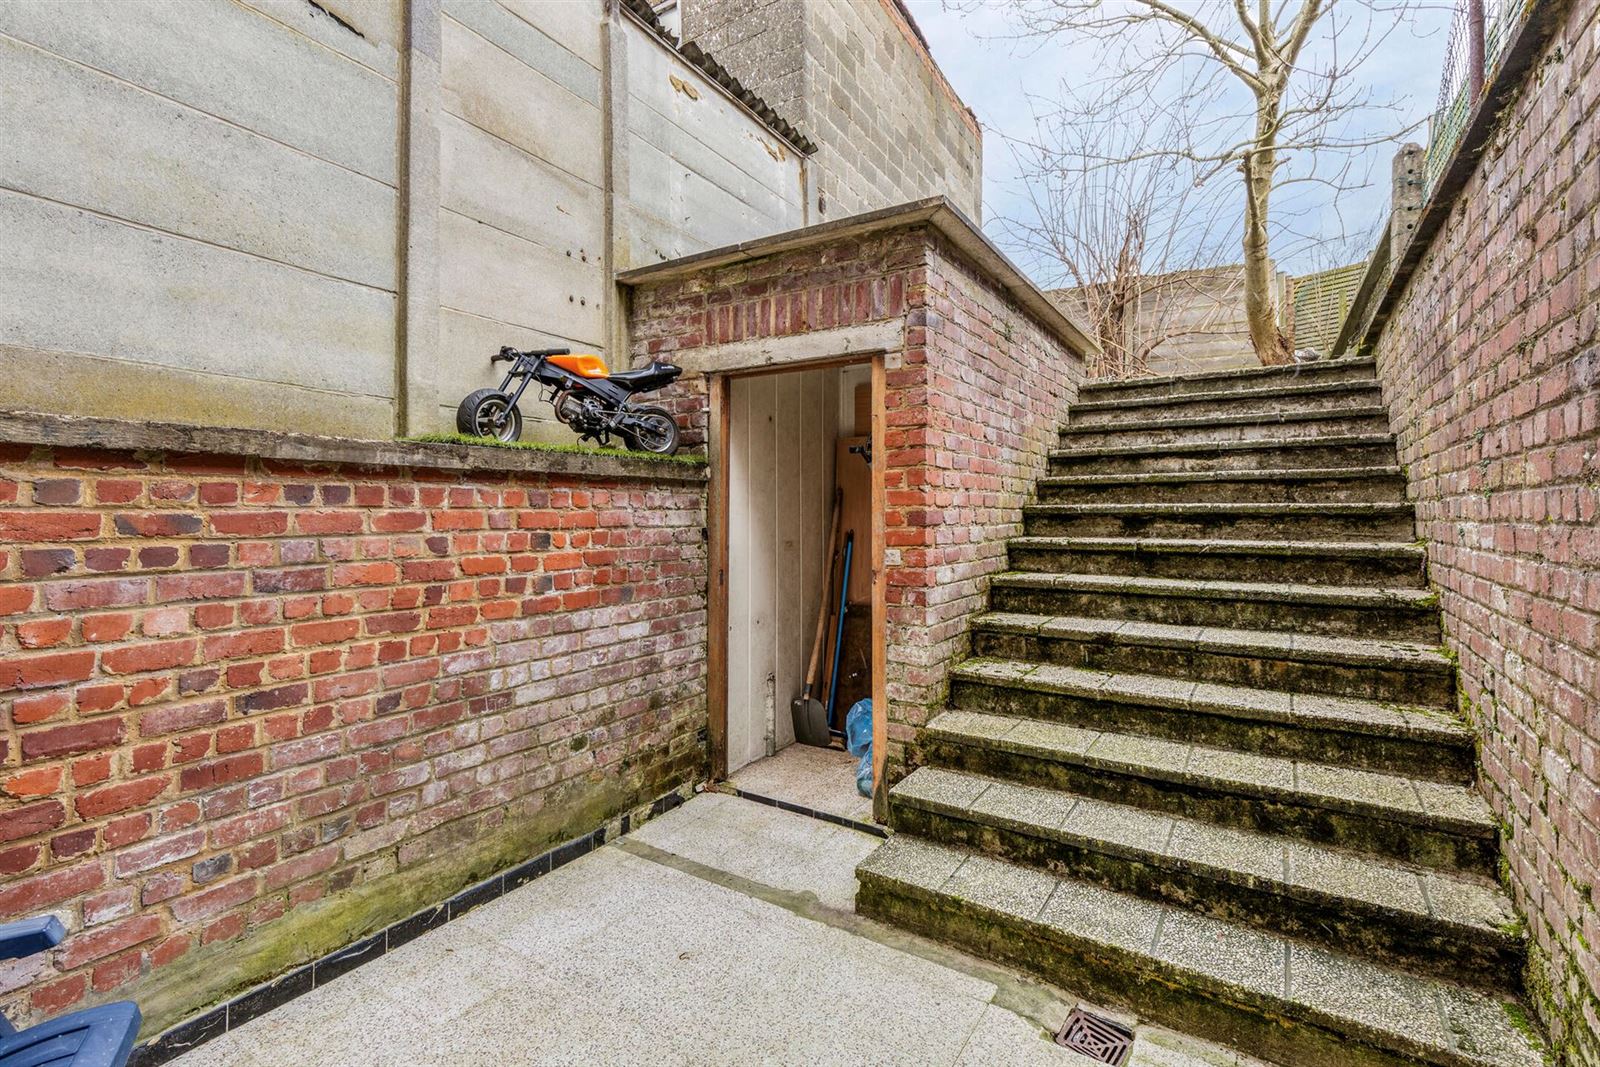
[{"x1": 791, "y1": 490, "x2": 842, "y2": 748}]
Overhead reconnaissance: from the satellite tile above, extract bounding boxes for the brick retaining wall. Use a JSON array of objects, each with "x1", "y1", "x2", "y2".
[
  {"x1": 0, "y1": 427, "x2": 708, "y2": 1035},
  {"x1": 1369, "y1": 0, "x2": 1600, "y2": 1057}
]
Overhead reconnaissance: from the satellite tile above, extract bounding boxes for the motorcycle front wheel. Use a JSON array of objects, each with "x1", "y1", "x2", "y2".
[
  {"x1": 456, "y1": 389, "x2": 523, "y2": 443},
  {"x1": 621, "y1": 406, "x2": 679, "y2": 455}
]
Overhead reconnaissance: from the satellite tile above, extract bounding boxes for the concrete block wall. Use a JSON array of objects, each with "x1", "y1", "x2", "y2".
[
  {"x1": 680, "y1": 0, "x2": 983, "y2": 222},
  {"x1": 0, "y1": 430, "x2": 707, "y2": 1036},
  {"x1": 1368, "y1": 0, "x2": 1600, "y2": 1058},
  {"x1": 801, "y1": 0, "x2": 981, "y2": 223}
]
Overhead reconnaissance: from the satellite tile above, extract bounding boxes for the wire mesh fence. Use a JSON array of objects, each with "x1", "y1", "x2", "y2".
[{"x1": 1423, "y1": 0, "x2": 1536, "y2": 195}]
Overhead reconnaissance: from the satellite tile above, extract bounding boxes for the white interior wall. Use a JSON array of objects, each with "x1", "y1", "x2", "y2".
[{"x1": 726, "y1": 366, "x2": 840, "y2": 773}]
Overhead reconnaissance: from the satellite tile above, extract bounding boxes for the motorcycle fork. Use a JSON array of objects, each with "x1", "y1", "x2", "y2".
[{"x1": 493, "y1": 356, "x2": 544, "y2": 426}]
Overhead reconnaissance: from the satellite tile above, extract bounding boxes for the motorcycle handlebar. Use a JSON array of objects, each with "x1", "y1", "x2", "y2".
[{"x1": 493, "y1": 346, "x2": 571, "y2": 364}]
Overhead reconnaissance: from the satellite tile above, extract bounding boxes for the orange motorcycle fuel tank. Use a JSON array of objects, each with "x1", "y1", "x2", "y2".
[{"x1": 546, "y1": 353, "x2": 610, "y2": 379}]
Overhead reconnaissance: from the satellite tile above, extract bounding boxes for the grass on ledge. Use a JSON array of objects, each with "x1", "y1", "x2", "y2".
[{"x1": 407, "y1": 432, "x2": 706, "y2": 466}]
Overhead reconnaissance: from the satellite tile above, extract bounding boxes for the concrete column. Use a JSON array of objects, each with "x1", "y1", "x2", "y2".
[
  {"x1": 398, "y1": 0, "x2": 442, "y2": 437},
  {"x1": 602, "y1": 0, "x2": 631, "y2": 365},
  {"x1": 1390, "y1": 143, "x2": 1425, "y2": 264}
]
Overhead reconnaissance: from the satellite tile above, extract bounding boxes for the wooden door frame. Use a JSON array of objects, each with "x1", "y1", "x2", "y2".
[{"x1": 705, "y1": 353, "x2": 887, "y2": 804}]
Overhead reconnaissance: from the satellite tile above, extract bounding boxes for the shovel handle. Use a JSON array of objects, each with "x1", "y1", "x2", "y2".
[{"x1": 804, "y1": 489, "x2": 844, "y2": 689}]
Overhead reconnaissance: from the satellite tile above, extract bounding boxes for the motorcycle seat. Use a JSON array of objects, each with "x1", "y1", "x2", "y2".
[{"x1": 607, "y1": 362, "x2": 683, "y2": 390}]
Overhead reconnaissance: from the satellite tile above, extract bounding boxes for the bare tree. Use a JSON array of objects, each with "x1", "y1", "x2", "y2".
[
  {"x1": 990, "y1": 0, "x2": 1414, "y2": 365},
  {"x1": 1001, "y1": 91, "x2": 1240, "y2": 378}
]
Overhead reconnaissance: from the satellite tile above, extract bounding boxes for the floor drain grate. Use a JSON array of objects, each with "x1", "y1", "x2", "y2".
[{"x1": 1054, "y1": 1006, "x2": 1135, "y2": 1065}]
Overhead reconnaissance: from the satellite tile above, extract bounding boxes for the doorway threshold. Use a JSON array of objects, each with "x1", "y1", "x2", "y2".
[{"x1": 726, "y1": 744, "x2": 881, "y2": 836}]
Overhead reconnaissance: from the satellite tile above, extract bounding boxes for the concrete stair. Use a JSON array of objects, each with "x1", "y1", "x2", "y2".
[
  {"x1": 946, "y1": 660, "x2": 1474, "y2": 781},
  {"x1": 1005, "y1": 537, "x2": 1428, "y2": 587},
  {"x1": 856, "y1": 359, "x2": 1545, "y2": 1067},
  {"x1": 1035, "y1": 466, "x2": 1409, "y2": 504}
]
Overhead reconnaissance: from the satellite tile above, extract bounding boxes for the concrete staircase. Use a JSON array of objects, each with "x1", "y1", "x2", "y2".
[{"x1": 856, "y1": 358, "x2": 1546, "y2": 1067}]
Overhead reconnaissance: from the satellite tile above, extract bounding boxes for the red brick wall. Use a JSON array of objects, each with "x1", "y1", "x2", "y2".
[
  {"x1": 0, "y1": 443, "x2": 707, "y2": 1033},
  {"x1": 883, "y1": 237, "x2": 1082, "y2": 764},
  {"x1": 630, "y1": 223, "x2": 1084, "y2": 776},
  {"x1": 1371, "y1": 0, "x2": 1599, "y2": 1057}
]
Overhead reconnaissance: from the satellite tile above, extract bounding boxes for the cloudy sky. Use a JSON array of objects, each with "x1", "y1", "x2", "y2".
[{"x1": 902, "y1": 1, "x2": 1456, "y2": 281}]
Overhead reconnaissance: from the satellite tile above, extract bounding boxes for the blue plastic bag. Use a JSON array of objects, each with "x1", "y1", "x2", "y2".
[{"x1": 845, "y1": 698, "x2": 873, "y2": 797}]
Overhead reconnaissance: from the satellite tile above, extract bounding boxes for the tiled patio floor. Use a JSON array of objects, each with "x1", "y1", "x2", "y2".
[{"x1": 173, "y1": 792, "x2": 1277, "y2": 1066}]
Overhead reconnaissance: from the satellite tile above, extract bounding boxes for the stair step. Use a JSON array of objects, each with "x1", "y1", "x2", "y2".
[
  {"x1": 1078, "y1": 356, "x2": 1379, "y2": 403},
  {"x1": 1036, "y1": 466, "x2": 1407, "y2": 504},
  {"x1": 1022, "y1": 501, "x2": 1415, "y2": 542},
  {"x1": 948, "y1": 659, "x2": 1473, "y2": 781},
  {"x1": 919, "y1": 710, "x2": 1495, "y2": 875},
  {"x1": 1059, "y1": 406, "x2": 1390, "y2": 447},
  {"x1": 1069, "y1": 379, "x2": 1383, "y2": 428},
  {"x1": 890, "y1": 767, "x2": 1522, "y2": 985},
  {"x1": 1050, "y1": 433, "x2": 1400, "y2": 475},
  {"x1": 987, "y1": 572, "x2": 1439, "y2": 642},
  {"x1": 1007, "y1": 536, "x2": 1428, "y2": 588},
  {"x1": 857, "y1": 836, "x2": 1543, "y2": 1067},
  {"x1": 971, "y1": 610, "x2": 1453, "y2": 708}
]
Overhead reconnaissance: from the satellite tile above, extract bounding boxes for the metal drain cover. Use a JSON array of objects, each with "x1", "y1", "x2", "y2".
[{"x1": 1054, "y1": 1006, "x2": 1134, "y2": 1065}]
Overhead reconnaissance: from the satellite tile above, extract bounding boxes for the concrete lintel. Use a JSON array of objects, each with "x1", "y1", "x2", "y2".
[
  {"x1": 0, "y1": 409, "x2": 707, "y2": 484},
  {"x1": 671, "y1": 322, "x2": 902, "y2": 377}
]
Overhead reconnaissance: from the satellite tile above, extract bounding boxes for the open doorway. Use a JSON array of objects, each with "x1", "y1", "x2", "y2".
[{"x1": 706, "y1": 358, "x2": 886, "y2": 826}]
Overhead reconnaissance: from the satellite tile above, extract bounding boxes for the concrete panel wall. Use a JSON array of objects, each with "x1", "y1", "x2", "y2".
[
  {"x1": 0, "y1": 0, "x2": 825, "y2": 444},
  {"x1": 433, "y1": 0, "x2": 608, "y2": 439},
  {"x1": 727, "y1": 366, "x2": 838, "y2": 772},
  {"x1": 0, "y1": 0, "x2": 403, "y2": 436},
  {"x1": 431, "y1": 2, "x2": 807, "y2": 441},
  {"x1": 621, "y1": 25, "x2": 806, "y2": 270},
  {"x1": 1050, "y1": 266, "x2": 1264, "y2": 380}
]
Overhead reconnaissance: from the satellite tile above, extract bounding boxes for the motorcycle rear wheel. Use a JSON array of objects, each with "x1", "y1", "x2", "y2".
[
  {"x1": 621, "y1": 406, "x2": 679, "y2": 455},
  {"x1": 456, "y1": 389, "x2": 523, "y2": 443}
]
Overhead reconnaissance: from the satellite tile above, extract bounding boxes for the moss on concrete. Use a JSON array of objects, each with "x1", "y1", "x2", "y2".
[{"x1": 407, "y1": 433, "x2": 707, "y2": 466}]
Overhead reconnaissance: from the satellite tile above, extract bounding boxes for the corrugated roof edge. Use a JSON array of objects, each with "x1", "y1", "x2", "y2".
[
  {"x1": 621, "y1": 0, "x2": 817, "y2": 156},
  {"x1": 616, "y1": 196, "x2": 1097, "y2": 360}
]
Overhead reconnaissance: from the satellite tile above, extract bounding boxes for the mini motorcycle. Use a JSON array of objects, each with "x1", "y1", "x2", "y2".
[{"x1": 456, "y1": 347, "x2": 683, "y2": 455}]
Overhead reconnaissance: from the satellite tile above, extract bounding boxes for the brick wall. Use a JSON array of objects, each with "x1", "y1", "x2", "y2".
[
  {"x1": 883, "y1": 237, "x2": 1081, "y2": 763},
  {"x1": 629, "y1": 221, "x2": 1083, "y2": 777},
  {"x1": 1369, "y1": 0, "x2": 1599, "y2": 1058},
  {"x1": 0, "y1": 438, "x2": 707, "y2": 1035}
]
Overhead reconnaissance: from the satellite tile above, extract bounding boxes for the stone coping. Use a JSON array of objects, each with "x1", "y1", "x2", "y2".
[
  {"x1": 615, "y1": 197, "x2": 1098, "y2": 360},
  {"x1": 0, "y1": 409, "x2": 708, "y2": 485}
]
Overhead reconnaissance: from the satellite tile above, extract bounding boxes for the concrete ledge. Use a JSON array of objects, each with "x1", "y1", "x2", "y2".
[{"x1": 0, "y1": 409, "x2": 707, "y2": 484}]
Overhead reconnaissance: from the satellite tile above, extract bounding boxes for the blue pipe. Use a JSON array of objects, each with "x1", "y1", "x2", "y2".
[{"x1": 825, "y1": 532, "x2": 854, "y2": 732}]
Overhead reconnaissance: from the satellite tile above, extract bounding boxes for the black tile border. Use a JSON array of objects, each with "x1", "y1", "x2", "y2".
[
  {"x1": 725, "y1": 786, "x2": 888, "y2": 839},
  {"x1": 129, "y1": 785, "x2": 693, "y2": 1067}
]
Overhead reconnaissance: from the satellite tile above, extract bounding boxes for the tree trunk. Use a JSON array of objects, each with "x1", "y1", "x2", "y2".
[{"x1": 1240, "y1": 137, "x2": 1294, "y2": 366}]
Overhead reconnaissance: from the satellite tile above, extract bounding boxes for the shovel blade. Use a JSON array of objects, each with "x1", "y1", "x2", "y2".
[{"x1": 791, "y1": 696, "x2": 830, "y2": 748}]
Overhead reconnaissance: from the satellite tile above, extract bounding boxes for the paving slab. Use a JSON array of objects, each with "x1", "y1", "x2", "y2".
[{"x1": 174, "y1": 795, "x2": 1294, "y2": 1067}]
